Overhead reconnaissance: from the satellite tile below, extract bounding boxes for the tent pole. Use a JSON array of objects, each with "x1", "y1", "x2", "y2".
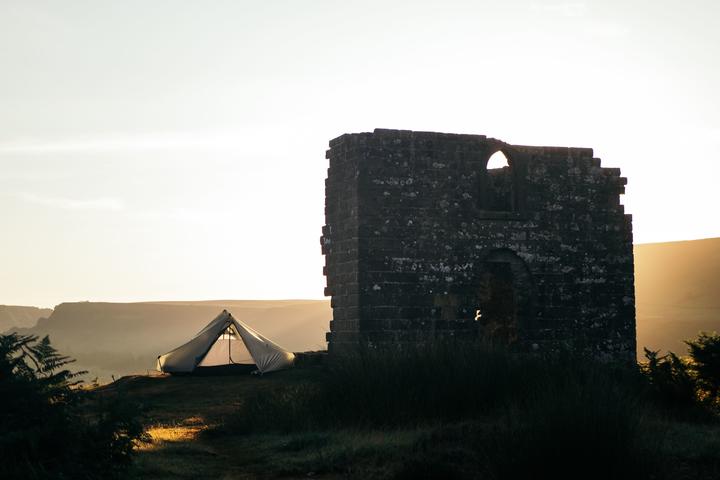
[
  {"x1": 228, "y1": 324, "x2": 236, "y2": 364},
  {"x1": 228, "y1": 327, "x2": 231, "y2": 363}
]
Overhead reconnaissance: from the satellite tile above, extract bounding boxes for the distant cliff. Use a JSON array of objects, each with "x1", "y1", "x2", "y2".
[{"x1": 0, "y1": 305, "x2": 53, "y2": 332}]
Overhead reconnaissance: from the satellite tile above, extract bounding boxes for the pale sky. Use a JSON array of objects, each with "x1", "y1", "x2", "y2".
[{"x1": 1, "y1": 0, "x2": 719, "y2": 308}]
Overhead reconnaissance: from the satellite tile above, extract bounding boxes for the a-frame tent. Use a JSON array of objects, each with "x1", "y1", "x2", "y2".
[{"x1": 157, "y1": 310, "x2": 295, "y2": 374}]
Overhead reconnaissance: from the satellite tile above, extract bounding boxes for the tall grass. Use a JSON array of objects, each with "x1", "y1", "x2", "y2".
[
  {"x1": 220, "y1": 343, "x2": 676, "y2": 478},
  {"x1": 218, "y1": 343, "x2": 720, "y2": 478},
  {"x1": 231, "y1": 342, "x2": 649, "y2": 431}
]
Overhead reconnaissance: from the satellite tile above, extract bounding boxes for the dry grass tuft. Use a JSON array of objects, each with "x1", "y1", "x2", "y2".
[{"x1": 137, "y1": 416, "x2": 208, "y2": 451}]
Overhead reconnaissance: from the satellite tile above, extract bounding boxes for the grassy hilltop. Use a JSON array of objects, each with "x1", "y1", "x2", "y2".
[
  {"x1": 4, "y1": 237, "x2": 720, "y2": 478},
  {"x1": 106, "y1": 345, "x2": 720, "y2": 480},
  {"x1": 6, "y1": 332, "x2": 720, "y2": 479}
]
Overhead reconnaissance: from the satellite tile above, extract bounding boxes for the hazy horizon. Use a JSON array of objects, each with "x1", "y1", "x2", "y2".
[
  {"x1": 4, "y1": 237, "x2": 715, "y2": 311},
  {"x1": 2, "y1": 1, "x2": 719, "y2": 307}
]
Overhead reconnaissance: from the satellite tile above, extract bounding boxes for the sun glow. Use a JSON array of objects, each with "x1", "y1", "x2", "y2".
[{"x1": 1, "y1": 1, "x2": 719, "y2": 306}]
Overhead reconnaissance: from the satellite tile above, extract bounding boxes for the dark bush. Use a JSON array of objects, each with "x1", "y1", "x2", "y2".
[
  {"x1": 0, "y1": 333, "x2": 146, "y2": 479},
  {"x1": 642, "y1": 347, "x2": 700, "y2": 411},
  {"x1": 642, "y1": 332, "x2": 720, "y2": 416},
  {"x1": 686, "y1": 332, "x2": 720, "y2": 407}
]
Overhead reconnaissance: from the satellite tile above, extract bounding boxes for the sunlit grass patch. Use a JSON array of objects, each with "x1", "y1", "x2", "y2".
[
  {"x1": 137, "y1": 416, "x2": 209, "y2": 451},
  {"x1": 130, "y1": 416, "x2": 226, "y2": 479}
]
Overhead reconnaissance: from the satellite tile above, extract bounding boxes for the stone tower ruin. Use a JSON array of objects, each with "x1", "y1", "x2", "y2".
[{"x1": 321, "y1": 129, "x2": 636, "y2": 360}]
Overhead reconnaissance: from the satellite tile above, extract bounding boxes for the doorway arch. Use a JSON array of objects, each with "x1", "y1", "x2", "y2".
[{"x1": 473, "y1": 249, "x2": 535, "y2": 345}]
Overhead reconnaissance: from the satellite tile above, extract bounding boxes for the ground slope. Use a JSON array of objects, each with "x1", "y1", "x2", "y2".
[{"x1": 635, "y1": 237, "x2": 720, "y2": 357}]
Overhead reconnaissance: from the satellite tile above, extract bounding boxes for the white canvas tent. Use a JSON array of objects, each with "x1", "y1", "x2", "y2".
[{"x1": 157, "y1": 310, "x2": 295, "y2": 374}]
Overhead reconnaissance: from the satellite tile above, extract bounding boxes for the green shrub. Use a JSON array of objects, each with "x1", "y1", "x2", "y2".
[
  {"x1": 642, "y1": 332, "x2": 720, "y2": 415},
  {"x1": 642, "y1": 347, "x2": 699, "y2": 411},
  {"x1": 685, "y1": 332, "x2": 720, "y2": 407},
  {"x1": 0, "y1": 333, "x2": 146, "y2": 479}
]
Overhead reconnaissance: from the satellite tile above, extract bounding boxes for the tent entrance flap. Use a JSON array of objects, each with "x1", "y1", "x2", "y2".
[{"x1": 198, "y1": 324, "x2": 254, "y2": 367}]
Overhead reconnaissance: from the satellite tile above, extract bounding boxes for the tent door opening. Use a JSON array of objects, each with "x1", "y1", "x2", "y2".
[{"x1": 197, "y1": 323, "x2": 254, "y2": 367}]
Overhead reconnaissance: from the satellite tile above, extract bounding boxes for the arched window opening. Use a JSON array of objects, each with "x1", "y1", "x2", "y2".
[
  {"x1": 483, "y1": 150, "x2": 514, "y2": 212},
  {"x1": 487, "y1": 151, "x2": 510, "y2": 170}
]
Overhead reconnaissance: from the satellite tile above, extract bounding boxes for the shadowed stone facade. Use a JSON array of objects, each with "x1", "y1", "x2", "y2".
[{"x1": 321, "y1": 129, "x2": 636, "y2": 361}]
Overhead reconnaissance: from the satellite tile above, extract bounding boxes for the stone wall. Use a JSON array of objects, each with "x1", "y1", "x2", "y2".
[{"x1": 321, "y1": 129, "x2": 635, "y2": 360}]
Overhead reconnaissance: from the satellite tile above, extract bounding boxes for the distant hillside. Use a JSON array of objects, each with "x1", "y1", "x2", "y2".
[
  {"x1": 10, "y1": 237, "x2": 720, "y2": 378},
  {"x1": 635, "y1": 237, "x2": 720, "y2": 358},
  {"x1": 0, "y1": 305, "x2": 53, "y2": 332},
  {"x1": 17, "y1": 300, "x2": 330, "y2": 381}
]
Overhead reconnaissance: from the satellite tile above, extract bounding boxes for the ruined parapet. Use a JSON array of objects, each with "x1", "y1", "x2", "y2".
[{"x1": 321, "y1": 129, "x2": 635, "y2": 360}]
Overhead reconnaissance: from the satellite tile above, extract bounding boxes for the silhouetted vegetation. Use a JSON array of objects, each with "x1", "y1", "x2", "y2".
[
  {"x1": 205, "y1": 338, "x2": 720, "y2": 479},
  {"x1": 686, "y1": 332, "x2": 720, "y2": 407},
  {"x1": 0, "y1": 333, "x2": 147, "y2": 479},
  {"x1": 642, "y1": 331, "x2": 720, "y2": 417},
  {"x1": 230, "y1": 343, "x2": 644, "y2": 431},
  {"x1": 643, "y1": 348, "x2": 702, "y2": 413}
]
